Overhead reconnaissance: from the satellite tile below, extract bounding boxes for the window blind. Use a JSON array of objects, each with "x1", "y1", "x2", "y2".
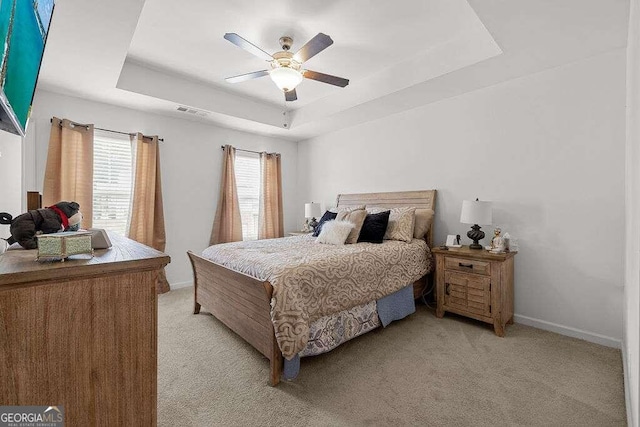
[
  {"x1": 235, "y1": 151, "x2": 261, "y2": 241},
  {"x1": 92, "y1": 131, "x2": 133, "y2": 235}
]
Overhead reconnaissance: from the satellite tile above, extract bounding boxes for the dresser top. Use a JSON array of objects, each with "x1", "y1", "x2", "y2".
[
  {"x1": 431, "y1": 245, "x2": 517, "y2": 260},
  {"x1": 0, "y1": 232, "x2": 170, "y2": 287}
]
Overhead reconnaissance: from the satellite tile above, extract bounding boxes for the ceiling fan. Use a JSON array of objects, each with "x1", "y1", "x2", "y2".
[{"x1": 223, "y1": 32, "x2": 349, "y2": 102}]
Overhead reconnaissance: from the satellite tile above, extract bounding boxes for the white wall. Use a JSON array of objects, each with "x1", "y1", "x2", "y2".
[
  {"x1": 297, "y1": 49, "x2": 626, "y2": 345},
  {"x1": 24, "y1": 90, "x2": 299, "y2": 287},
  {"x1": 0, "y1": 132, "x2": 22, "y2": 239},
  {"x1": 625, "y1": 0, "x2": 640, "y2": 424}
]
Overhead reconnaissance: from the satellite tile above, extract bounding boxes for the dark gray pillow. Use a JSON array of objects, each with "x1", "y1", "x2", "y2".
[
  {"x1": 358, "y1": 210, "x2": 390, "y2": 243},
  {"x1": 312, "y1": 210, "x2": 337, "y2": 237}
]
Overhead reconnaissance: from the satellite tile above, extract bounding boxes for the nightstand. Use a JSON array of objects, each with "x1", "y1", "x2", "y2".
[
  {"x1": 287, "y1": 231, "x2": 313, "y2": 236},
  {"x1": 431, "y1": 246, "x2": 516, "y2": 337}
]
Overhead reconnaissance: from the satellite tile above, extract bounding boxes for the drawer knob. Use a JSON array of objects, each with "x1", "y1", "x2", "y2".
[
  {"x1": 459, "y1": 262, "x2": 474, "y2": 269},
  {"x1": 445, "y1": 283, "x2": 451, "y2": 295}
]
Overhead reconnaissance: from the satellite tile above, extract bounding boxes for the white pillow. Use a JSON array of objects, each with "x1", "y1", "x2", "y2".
[{"x1": 315, "y1": 220, "x2": 354, "y2": 245}]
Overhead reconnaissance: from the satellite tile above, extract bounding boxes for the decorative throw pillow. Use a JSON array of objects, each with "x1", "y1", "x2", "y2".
[
  {"x1": 358, "y1": 210, "x2": 390, "y2": 244},
  {"x1": 368, "y1": 206, "x2": 416, "y2": 243},
  {"x1": 336, "y1": 208, "x2": 367, "y2": 244},
  {"x1": 336, "y1": 205, "x2": 365, "y2": 213},
  {"x1": 413, "y1": 208, "x2": 435, "y2": 239},
  {"x1": 316, "y1": 220, "x2": 354, "y2": 245},
  {"x1": 313, "y1": 210, "x2": 338, "y2": 237}
]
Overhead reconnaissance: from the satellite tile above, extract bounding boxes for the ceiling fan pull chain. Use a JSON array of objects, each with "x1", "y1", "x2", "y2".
[{"x1": 282, "y1": 99, "x2": 289, "y2": 128}]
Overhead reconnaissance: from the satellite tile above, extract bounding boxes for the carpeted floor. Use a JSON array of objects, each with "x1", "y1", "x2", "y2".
[{"x1": 158, "y1": 287, "x2": 626, "y2": 426}]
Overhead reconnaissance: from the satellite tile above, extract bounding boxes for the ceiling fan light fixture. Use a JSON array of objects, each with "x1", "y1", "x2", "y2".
[{"x1": 269, "y1": 66, "x2": 303, "y2": 92}]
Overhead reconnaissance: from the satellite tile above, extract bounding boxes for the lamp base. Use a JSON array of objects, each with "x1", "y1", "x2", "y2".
[
  {"x1": 309, "y1": 217, "x2": 318, "y2": 230},
  {"x1": 467, "y1": 224, "x2": 485, "y2": 250},
  {"x1": 302, "y1": 217, "x2": 319, "y2": 233}
]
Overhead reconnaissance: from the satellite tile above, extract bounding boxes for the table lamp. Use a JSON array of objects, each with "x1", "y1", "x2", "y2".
[
  {"x1": 304, "y1": 202, "x2": 321, "y2": 232},
  {"x1": 460, "y1": 199, "x2": 492, "y2": 249}
]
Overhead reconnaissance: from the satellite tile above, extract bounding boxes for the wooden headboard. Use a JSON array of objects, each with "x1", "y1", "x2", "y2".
[{"x1": 336, "y1": 190, "x2": 437, "y2": 247}]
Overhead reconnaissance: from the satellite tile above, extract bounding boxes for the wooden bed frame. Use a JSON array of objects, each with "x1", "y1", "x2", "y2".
[{"x1": 187, "y1": 190, "x2": 436, "y2": 386}]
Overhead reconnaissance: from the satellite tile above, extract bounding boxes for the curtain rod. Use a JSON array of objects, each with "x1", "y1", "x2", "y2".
[
  {"x1": 50, "y1": 118, "x2": 164, "y2": 142},
  {"x1": 221, "y1": 145, "x2": 279, "y2": 156}
]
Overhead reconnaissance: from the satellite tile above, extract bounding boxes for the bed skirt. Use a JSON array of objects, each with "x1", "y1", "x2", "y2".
[{"x1": 283, "y1": 284, "x2": 416, "y2": 380}]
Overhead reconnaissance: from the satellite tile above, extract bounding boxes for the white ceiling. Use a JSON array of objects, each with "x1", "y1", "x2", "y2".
[
  {"x1": 36, "y1": 0, "x2": 629, "y2": 141},
  {"x1": 126, "y1": 0, "x2": 491, "y2": 108}
]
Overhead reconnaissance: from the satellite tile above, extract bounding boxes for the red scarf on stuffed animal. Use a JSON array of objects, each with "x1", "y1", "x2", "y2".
[{"x1": 47, "y1": 205, "x2": 69, "y2": 230}]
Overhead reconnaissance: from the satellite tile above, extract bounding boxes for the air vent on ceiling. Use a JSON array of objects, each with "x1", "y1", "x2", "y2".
[{"x1": 176, "y1": 105, "x2": 210, "y2": 117}]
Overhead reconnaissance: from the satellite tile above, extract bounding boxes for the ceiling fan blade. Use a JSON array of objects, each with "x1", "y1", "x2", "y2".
[
  {"x1": 303, "y1": 70, "x2": 349, "y2": 87},
  {"x1": 224, "y1": 33, "x2": 273, "y2": 61},
  {"x1": 293, "y1": 33, "x2": 333, "y2": 63},
  {"x1": 225, "y1": 70, "x2": 269, "y2": 83},
  {"x1": 285, "y1": 89, "x2": 298, "y2": 102}
]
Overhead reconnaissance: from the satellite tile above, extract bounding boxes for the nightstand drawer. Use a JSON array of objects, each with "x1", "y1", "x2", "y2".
[
  {"x1": 444, "y1": 271, "x2": 491, "y2": 317},
  {"x1": 444, "y1": 256, "x2": 491, "y2": 276}
]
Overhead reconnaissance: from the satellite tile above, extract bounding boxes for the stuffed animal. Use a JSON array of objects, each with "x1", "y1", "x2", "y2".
[{"x1": 0, "y1": 201, "x2": 83, "y2": 249}]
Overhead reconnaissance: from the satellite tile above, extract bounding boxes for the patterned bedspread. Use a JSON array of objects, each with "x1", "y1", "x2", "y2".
[{"x1": 201, "y1": 235, "x2": 432, "y2": 359}]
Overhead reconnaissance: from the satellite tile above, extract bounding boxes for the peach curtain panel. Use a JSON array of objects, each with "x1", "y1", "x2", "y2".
[
  {"x1": 210, "y1": 145, "x2": 243, "y2": 245},
  {"x1": 128, "y1": 133, "x2": 169, "y2": 293},
  {"x1": 43, "y1": 117, "x2": 94, "y2": 228},
  {"x1": 258, "y1": 152, "x2": 284, "y2": 239}
]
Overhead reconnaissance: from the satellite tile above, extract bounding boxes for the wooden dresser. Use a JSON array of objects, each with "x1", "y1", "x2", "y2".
[
  {"x1": 0, "y1": 233, "x2": 170, "y2": 426},
  {"x1": 432, "y1": 246, "x2": 516, "y2": 336}
]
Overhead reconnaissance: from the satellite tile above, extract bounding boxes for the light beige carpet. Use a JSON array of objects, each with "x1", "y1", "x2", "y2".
[{"x1": 158, "y1": 287, "x2": 626, "y2": 426}]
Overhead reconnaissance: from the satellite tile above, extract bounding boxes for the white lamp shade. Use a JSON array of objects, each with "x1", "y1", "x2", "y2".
[
  {"x1": 460, "y1": 200, "x2": 492, "y2": 225},
  {"x1": 270, "y1": 67, "x2": 303, "y2": 92},
  {"x1": 305, "y1": 202, "x2": 321, "y2": 218}
]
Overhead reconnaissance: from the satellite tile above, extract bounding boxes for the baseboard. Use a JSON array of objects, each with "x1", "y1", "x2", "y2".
[
  {"x1": 169, "y1": 280, "x2": 193, "y2": 290},
  {"x1": 514, "y1": 314, "x2": 621, "y2": 349}
]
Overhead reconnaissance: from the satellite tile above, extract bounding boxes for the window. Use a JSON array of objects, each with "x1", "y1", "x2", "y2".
[
  {"x1": 235, "y1": 151, "x2": 261, "y2": 240},
  {"x1": 92, "y1": 131, "x2": 133, "y2": 235}
]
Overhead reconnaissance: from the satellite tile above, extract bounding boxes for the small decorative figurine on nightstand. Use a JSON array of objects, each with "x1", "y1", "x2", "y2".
[
  {"x1": 503, "y1": 232, "x2": 511, "y2": 252},
  {"x1": 490, "y1": 228, "x2": 506, "y2": 253}
]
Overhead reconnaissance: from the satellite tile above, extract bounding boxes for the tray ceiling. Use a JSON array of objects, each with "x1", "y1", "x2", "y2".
[
  {"x1": 35, "y1": 0, "x2": 628, "y2": 140},
  {"x1": 126, "y1": 0, "x2": 492, "y2": 108}
]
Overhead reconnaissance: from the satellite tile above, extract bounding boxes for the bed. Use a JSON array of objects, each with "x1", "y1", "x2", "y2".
[{"x1": 187, "y1": 190, "x2": 436, "y2": 385}]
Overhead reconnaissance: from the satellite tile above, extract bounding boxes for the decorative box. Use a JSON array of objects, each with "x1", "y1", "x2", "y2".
[{"x1": 36, "y1": 231, "x2": 94, "y2": 262}]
